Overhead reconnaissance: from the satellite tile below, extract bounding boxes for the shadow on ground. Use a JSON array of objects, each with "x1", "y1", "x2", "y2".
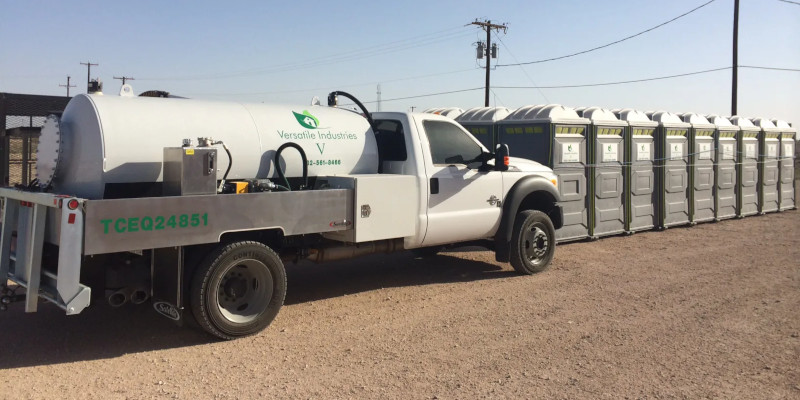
[{"x1": 0, "y1": 249, "x2": 509, "y2": 369}]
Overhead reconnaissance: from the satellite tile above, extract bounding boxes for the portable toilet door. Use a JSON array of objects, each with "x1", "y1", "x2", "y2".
[
  {"x1": 455, "y1": 107, "x2": 511, "y2": 150},
  {"x1": 751, "y1": 118, "x2": 781, "y2": 213},
  {"x1": 422, "y1": 107, "x2": 464, "y2": 120},
  {"x1": 729, "y1": 116, "x2": 759, "y2": 217},
  {"x1": 707, "y1": 115, "x2": 739, "y2": 220},
  {"x1": 618, "y1": 109, "x2": 658, "y2": 232},
  {"x1": 583, "y1": 107, "x2": 625, "y2": 238},
  {"x1": 772, "y1": 119, "x2": 796, "y2": 210},
  {"x1": 498, "y1": 104, "x2": 591, "y2": 242},
  {"x1": 681, "y1": 113, "x2": 716, "y2": 224},
  {"x1": 651, "y1": 111, "x2": 691, "y2": 228}
]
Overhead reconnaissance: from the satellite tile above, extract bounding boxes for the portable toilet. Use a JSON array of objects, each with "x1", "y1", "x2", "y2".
[
  {"x1": 583, "y1": 107, "x2": 625, "y2": 238},
  {"x1": 729, "y1": 116, "x2": 759, "y2": 216},
  {"x1": 618, "y1": 109, "x2": 658, "y2": 232},
  {"x1": 423, "y1": 107, "x2": 464, "y2": 119},
  {"x1": 455, "y1": 107, "x2": 511, "y2": 150},
  {"x1": 651, "y1": 111, "x2": 691, "y2": 228},
  {"x1": 707, "y1": 115, "x2": 739, "y2": 220},
  {"x1": 750, "y1": 118, "x2": 781, "y2": 213},
  {"x1": 681, "y1": 113, "x2": 716, "y2": 224},
  {"x1": 498, "y1": 104, "x2": 591, "y2": 242},
  {"x1": 771, "y1": 119, "x2": 796, "y2": 210}
]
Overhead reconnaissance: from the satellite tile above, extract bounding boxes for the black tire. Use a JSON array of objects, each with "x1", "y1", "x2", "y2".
[
  {"x1": 190, "y1": 241, "x2": 286, "y2": 340},
  {"x1": 509, "y1": 210, "x2": 556, "y2": 275}
]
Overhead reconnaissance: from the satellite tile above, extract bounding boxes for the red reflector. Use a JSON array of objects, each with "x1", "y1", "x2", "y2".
[
  {"x1": 68, "y1": 213, "x2": 76, "y2": 224},
  {"x1": 67, "y1": 199, "x2": 79, "y2": 210},
  {"x1": 503, "y1": 156, "x2": 510, "y2": 166}
]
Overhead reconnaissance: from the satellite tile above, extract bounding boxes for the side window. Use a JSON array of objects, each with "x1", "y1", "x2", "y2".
[
  {"x1": 424, "y1": 120, "x2": 483, "y2": 167},
  {"x1": 373, "y1": 119, "x2": 407, "y2": 161}
]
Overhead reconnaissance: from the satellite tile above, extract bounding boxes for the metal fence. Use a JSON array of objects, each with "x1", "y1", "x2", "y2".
[{"x1": 0, "y1": 93, "x2": 70, "y2": 186}]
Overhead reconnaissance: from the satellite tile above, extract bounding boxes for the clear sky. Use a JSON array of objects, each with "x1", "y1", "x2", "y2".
[{"x1": 1, "y1": 0, "x2": 798, "y2": 125}]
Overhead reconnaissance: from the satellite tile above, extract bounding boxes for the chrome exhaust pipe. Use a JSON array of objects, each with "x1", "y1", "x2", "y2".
[
  {"x1": 106, "y1": 288, "x2": 132, "y2": 307},
  {"x1": 130, "y1": 287, "x2": 150, "y2": 305}
]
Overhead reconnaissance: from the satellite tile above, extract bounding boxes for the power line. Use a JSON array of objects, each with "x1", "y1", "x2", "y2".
[
  {"x1": 114, "y1": 76, "x2": 135, "y2": 85},
  {"x1": 494, "y1": 67, "x2": 731, "y2": 89},
  {"x1": 740, "y1": 65, "x2": 800, "y2": 72},
  {"x1": 497, "y1": 0, "x2": 717, "y2": 67},
  {"x1": 777, "y1": 0, "x2": 800, "y2": 5},
  {"x1": 343, "y1": 87, "x2": 483, "y2": 105},
  {"x1": 181, "y1": 67, "x2": 476, "y2": 96},
  {"x1": 495, "y1": 36, "x2": 550, "y2": 103},
  {"x1": 138, "y1": 26, "x2": 471, "y2": 81}
]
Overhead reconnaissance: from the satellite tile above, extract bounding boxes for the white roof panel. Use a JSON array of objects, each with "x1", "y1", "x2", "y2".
[
  {"x1": 456, "y1": 106, "x2": 511, "y2": 123},
  {"x1": 617, "y1": 109, "x2": 658, "y2": 127}
]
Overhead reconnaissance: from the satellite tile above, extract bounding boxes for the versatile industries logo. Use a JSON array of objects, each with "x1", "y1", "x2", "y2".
[{"x1": 293, "y1": 110, "x2": 320, "y2": 129}]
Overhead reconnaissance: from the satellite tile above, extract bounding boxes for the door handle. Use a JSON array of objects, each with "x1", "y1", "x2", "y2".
[{"x1": 430, "y1": 178, "x2": 439, "y2": 194}]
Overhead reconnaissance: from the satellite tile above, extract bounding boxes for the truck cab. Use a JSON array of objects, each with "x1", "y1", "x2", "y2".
[{"x1": 371, "y1": 112, "x2": 563, "y2": 257}]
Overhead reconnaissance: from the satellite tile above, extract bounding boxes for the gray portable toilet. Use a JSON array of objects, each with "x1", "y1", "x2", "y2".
[
  {"x1": 583, "y1": 107, "x2": 625, "y2": 238},
  {"x1": 707, "y1": 115, "x2": 738, "y2": 220},
  {"x1": 422, "y1": 107, "x2": 464, "y2": 119},
  {"x1": 651, "y1": 111, "x2": 691, "y2": 228},
  {"x1": 618, "y1": 109, "x2": 658, "y2": 232},
  {"x1": 455, "y1": 107, "x2": 511, "y2": 150},
  {"x1": 498, "y1": 104, "x2": 591, "y2": 242},
  {"x1": 771, "y1": 119, "x2": 796, "y2": 210},
  {"x1": 750, "y1": 118, "x2": 781, "y2": 213},
  {"x1": 729, "y1": 116, "x2": 759, "y2": 217},
  {"x1": 681, "y1": 113, "x2": 716, "y2": 223}
]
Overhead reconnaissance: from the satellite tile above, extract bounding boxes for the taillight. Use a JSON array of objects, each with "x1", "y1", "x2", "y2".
[{"x1": 67, "y1": 199, "x2": 79, "y2": 210}]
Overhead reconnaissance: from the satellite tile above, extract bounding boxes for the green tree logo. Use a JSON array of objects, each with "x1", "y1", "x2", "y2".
[
  {"x1": 567, "y1": 144, "x2": 573, "y2": 152},
  {"x1": 293, "y1": 110, "x2": 320, "y2": 129}
]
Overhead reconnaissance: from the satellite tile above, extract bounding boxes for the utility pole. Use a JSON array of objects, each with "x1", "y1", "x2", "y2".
[
  {"x1": 59, "y1": 76, "x2": 76, "y2": 97},
  {"x1": 731, "y1": 0, "x2": 739, "y2": 116},
  {"x1": 376, "y1": 84, "x2": 382, "y2": 112},
  {"x1": 471, "y1": 19, "x2": 507, "y2": 107},
  {"x1": 114, "y1": 76, "x2": 135, "y2": 85},
  {"x1": 80, "y1": 61, "x2": 99, "y2": 93}
]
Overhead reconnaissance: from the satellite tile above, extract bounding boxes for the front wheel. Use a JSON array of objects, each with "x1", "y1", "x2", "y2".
[
  {"x1": 190, "y1": 241, "x2": 287, "y2": 340},
  {"x1": 509, "y1": 210, "x2": 556, "y2": 275}
]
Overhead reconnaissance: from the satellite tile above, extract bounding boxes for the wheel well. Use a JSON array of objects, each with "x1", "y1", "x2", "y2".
[{"x1": 517, "y1": 191, "x2": 561, "y2": 229}]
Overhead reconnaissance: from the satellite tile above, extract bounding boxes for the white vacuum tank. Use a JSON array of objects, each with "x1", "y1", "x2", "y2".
[{"x1": 37, "y1": 94, "x2": 379, "y2": 199}]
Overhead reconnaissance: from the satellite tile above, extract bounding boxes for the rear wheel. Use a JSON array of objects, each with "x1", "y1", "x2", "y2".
[
  {"x1": 190, "y1": 241, "x2": 286, "y2": 340},
  {"x1": 509, "y1": 210, "x2": 556, "y2": 275}
]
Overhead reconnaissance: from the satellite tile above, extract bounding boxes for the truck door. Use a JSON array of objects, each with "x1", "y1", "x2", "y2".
[{"x1": 418, "y1": 118, "x2": 504, "y2": 246}]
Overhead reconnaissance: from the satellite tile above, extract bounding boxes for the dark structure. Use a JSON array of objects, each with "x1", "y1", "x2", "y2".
[{"x1": 0, "y1": 93, "x2": 71, "y2": 186}]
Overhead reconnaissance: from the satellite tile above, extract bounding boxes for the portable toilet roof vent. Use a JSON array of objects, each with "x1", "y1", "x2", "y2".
[
  {"x1": 423, "y1": 107, "x2": 464, "y2": 119},
  {"x1": 504, "y1": 104, "x2": 546, "y2": 121},
  {"x1": 532, "y1": 104, "x2": 589, "y2": 124},
  {"x1": 456, "y1": 106, "x2": 511, "y2": 123},
  {"x1": 582, "y1": 107, "x2": 621, "y2": 124}
]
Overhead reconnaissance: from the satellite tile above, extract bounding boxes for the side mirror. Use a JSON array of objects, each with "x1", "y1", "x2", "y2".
[{"x1": 494, "y1": 144, "x2": 509, "y2": 171}]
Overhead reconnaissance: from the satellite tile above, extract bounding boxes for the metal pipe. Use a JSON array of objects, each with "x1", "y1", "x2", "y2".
[
  {"x1": 130, "y1": 287, "x2": 149, "y2": 305},
  {"x1": 306, "y1": 239, "x2": 404, "y2": 263},
  {"x1": 106, "y1": 287, "x2": 132, "y2": 307}
]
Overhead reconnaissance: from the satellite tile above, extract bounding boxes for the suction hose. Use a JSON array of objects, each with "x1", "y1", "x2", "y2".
[
  {"x1": 327, "y1": 91, "x2": 377, "y2": 133},
  {"x1": 274, "y1": 142, "x2": 308, "y2": 191}
]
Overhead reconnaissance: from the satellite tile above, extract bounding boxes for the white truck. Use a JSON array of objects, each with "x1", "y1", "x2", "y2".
[{"x1": 0, "y1": 89, "x2": 563, "y2": 340}]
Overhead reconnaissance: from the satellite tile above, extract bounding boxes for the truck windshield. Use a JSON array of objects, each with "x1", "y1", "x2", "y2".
[{"x1": 424, "y1": 120, "x2": 483, "y2": 168}]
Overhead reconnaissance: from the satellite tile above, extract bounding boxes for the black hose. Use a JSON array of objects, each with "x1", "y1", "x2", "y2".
[
  {"x1": 221, "y1": 145, "x2": 232, "y2": 184},
  {"x1": 274, "y1": 142, "x2": 308, "y2": 191},
  {"x1": 327, "y1": 91, "x2": 377, "y2": 133}
]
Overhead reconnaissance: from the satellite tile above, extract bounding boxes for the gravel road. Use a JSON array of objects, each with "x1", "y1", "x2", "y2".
[{"x1": 2, "y1": 208, "x2": 798, "y2": 399}]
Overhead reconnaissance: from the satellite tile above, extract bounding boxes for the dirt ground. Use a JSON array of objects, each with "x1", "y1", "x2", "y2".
[{"x1": 1, "y1": 207, "x2": 798, "y2": 399}]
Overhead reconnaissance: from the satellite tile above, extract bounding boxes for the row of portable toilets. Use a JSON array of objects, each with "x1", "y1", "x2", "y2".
[{"x1": 424, "y1": 106, "x2": 797, "y2": 242}]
